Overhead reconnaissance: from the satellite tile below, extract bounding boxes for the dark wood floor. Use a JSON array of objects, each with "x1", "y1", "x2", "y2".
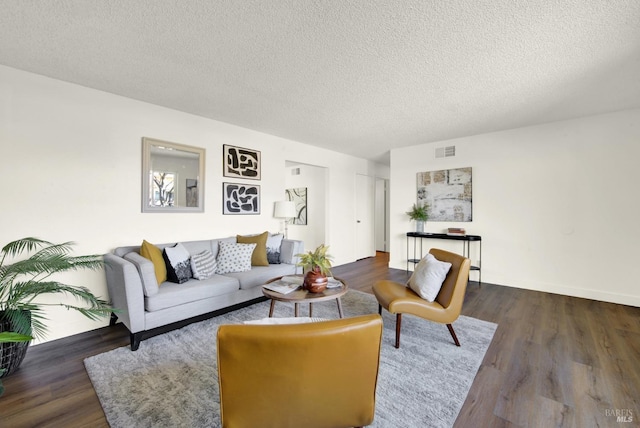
[{"x1": 1, "y1": 252, "x2": 639, "y2": 427}]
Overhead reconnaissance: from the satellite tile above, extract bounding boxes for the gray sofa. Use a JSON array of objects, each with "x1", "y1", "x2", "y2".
[{"x1": 104, "y1": 236, "x2": 304, "y2": 350}]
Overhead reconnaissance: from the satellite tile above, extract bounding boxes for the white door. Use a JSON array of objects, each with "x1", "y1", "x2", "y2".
[{"x1": 356, "y1": 174, "x2": 376, "y2": 260}]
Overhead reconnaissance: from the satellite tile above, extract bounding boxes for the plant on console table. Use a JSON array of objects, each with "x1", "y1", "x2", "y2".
[
  {"x1": 0, "y1": 237, "x2": 113, "y2": 396},
  {"x1": 406, "y1": 203, "x2": 429, "y2": 233},
  {"x1": 296, "y1": 244, "x2": 333, "y2": 293}
]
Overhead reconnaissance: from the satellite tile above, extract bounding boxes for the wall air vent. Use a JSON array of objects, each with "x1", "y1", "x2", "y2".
[
  {"x1": 291, "y1": 167, "x2": 301, "y2": 175},
  {"x1": 435, "y1": 145, "x2": 456, "y2": 158}
]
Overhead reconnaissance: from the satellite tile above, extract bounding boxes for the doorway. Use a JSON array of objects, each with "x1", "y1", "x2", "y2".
[{"x1": 284, "y1": 161, "x2": 328, "y2": 251}]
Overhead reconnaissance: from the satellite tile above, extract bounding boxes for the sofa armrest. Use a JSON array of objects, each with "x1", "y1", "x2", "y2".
[
  {"x1": 281, "y1": 239, "x2": 304, "y2": 265},
  {"x1": 124, "y1": 252, "x2": 160, "y2": 297},
  {"x1": 103, "y1": 253, "x2": 146, "y2": 334}
]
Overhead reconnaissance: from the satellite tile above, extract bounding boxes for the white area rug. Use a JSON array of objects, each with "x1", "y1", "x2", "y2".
[{"x1": 85, "y1": 290, "x2": 496, "y2": 427}]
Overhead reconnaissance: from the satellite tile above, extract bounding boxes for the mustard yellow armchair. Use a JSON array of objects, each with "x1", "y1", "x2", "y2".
[
  {"x1": 216, "y1": 314, "x2": 383, "y2": 428},
  {"x1": 373, "y1": 248, "x2": 470, "y2": 348}
]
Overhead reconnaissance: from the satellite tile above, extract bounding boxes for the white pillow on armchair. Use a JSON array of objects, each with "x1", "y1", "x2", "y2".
[{"x1": 407, "y1": 253, "x2": 452, "y2": 302}]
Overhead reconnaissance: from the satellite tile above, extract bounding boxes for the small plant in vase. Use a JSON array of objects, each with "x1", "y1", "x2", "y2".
[
  {"x1": 296, "y1": 244, "x2": 333, "y2": 293},
  {"x1": 406, "y1": 203, "x2": 429, "y2": 233}
]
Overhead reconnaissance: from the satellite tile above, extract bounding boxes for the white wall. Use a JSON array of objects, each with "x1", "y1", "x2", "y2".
[
  {"x1": 390, "y1": 109, "x2": 640, "y2": 307},
  {"x1": 0, "y1": 65, "x2": 386, "y2": 343}
]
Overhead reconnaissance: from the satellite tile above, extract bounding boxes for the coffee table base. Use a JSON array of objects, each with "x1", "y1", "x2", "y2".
[
  {"x1": 262, "y1": 276, "x2": 348, "y2": 320},
  {"x1": 268, "y1": 298, "x2": 344, "y2": 318}
]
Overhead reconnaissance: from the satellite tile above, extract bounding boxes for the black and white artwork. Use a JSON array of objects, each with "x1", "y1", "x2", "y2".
[
  {"x1": 223, "y1": 144, "x2": 261, "y2": 180},
  {"x1": 285, "y1": 187, "x2": 307, "y2": 225},
  {"x1": 416, "y1": 167, "x2": 472, "y2": 221},
  {"x1": 223, "y1": 182, "x2": 260, "y2": 215}
]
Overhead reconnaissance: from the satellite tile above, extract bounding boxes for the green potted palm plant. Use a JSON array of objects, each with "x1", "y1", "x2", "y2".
[
  {"x1": 406, "y1": 203, "x2": 429, "y2": 232},
  {"x1": 296, "y1": 244, "x2": 333, "y2": 293},
  {"x1": 0, "y1": 237, "x2": 113, "y2": 395}
]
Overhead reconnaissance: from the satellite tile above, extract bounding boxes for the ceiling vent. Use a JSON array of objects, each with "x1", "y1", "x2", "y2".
[
  {"x1": 291, "y1": 167, "x2": 301, "y2": 175},
  {"x1": 435, "y1": 145, "x2": 456, "y2": 158}
]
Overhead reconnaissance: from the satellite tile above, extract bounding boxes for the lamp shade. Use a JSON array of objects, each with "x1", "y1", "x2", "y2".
[{"x1": 274, "y1": 201, "x2": 296, "y2": 218}]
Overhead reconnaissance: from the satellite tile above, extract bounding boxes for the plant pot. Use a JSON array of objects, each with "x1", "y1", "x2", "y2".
[
  {"x1": 416, "y1": 221, "x2": 425, "y2": 233},
  {"x1": 0, "y1": 311, "x2": 31, "y2": 378},
  {"x1": 304, "y1": 268, "x2": 328, "y2": 293}
]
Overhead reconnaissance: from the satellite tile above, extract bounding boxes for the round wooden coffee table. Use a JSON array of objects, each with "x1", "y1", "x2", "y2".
[{"x1": 262, "y1": 276, "x2": 348, "y2": 318}]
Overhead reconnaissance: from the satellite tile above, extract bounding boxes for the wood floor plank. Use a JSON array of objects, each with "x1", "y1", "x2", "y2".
[
  {"x1": 1, "y1": 252, "x2": 639, "y2": 428},
  {"x1": 531, "y1": 395, "x2": 575, "y2": 428},
  {"x1": 493, "y1": 338, "x2": 541, "y2": 425},
  {"x1": 453, "y1": 364, "x2": 508, "y2": 427},
  {"x1": 592, "y1": 326, "x2": 640, "y2": 417},
  {"x1": 570, "y1": 362, "x2": 614, "y2": 427},
  {"x1": 537, "y1": 329, "x2": 574, "y2": 408}
]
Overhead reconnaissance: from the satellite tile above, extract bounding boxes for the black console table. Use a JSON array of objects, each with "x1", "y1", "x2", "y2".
[{"x1": 406, "y1": 232, "x2": 482, "y2": 286}]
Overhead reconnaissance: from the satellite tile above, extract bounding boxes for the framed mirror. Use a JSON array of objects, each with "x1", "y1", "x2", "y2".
[{"x1": 142, "y1": 137, "x2": 205, "y2": 213}]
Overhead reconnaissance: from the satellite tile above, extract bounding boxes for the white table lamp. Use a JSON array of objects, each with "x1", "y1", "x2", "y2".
[{"x1": 274, "y1": 201, "x2": 296, "y2": 238}]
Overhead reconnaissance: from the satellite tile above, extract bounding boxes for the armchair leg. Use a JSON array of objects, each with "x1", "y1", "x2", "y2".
[
  {"x1": 378, "y1": 304, "x2": 382, "y2": 315},
  {"x1": 395, "y1": 313, "x2": 402, "y2": 349},
  {"x1": 446, "y1": 323, "x2": 461, "y2": 346}
]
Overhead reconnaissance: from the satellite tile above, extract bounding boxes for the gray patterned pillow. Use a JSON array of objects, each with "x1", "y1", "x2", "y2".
[
  {"x1": 216, "y1": 241, "x2": 256, "y2": 274},
  {"x1": 163, "y1": 243, "x2": 192, "y2": 284},
  {"x1": 190, "y1": 250, "x2": 217, "y2": 280}
]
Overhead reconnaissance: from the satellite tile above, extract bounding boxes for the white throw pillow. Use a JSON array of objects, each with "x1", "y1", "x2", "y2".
[
  {"x1": 190, "y1": 250, "x2": 217, "y2": 280},
  {"x1": 216, "y1": 241, "x2": 256, "y2": 274},
  {"x1": 163, "y1": 243, "x2": 192, "y2": 284},
  {"x1": 407, "y1": 253, "x2": 452, "y2": 302},
  {"x1": 266, "y1": 233, "x2": 284, "y2": 264}
]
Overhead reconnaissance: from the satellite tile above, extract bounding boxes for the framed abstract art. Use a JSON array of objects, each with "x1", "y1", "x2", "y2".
[
  {"x1": 223, "y1": 144, "x2": 261, "y2": 180},
  {"x1": 223, "y1": 182, "x2": 260, "y2": 215},
  {"x1": 285, "y1": 187, "x2": 307, "y2": 225},
  {"x1": 416, "y1": 167, "x2": 472, "y2": 221}
]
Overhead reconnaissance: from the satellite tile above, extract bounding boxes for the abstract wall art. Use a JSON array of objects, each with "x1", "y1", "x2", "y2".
[
  {"x1": 223, "y1": 182, "x2": 260, "y2": 215},
  {"x1": 285, "y1": 187, "x2": 307, "y2": 225},
  {"x1": 416, "y1": 167, "x2": 472, "y2": 222},
  {"x1": 223, "y1": 144, "x2": 261, "y2": 180}
]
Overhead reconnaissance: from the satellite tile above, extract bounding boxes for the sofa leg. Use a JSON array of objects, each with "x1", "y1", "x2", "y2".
[
  {"x1": 109, "y1": 312, "x2": 118, "y2": 327},
  {"x1": 130, "y1": 332, "x2": 143, "y2": 351},
  {"x1": 395, "y1": 313, "x2": 402, "y2": 349},
  {"x1": 447, "y1": 323, "x2": 461, "y2": 346}
]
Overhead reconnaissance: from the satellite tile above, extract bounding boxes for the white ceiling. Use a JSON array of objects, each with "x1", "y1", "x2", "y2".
[{"x1": 2, "y1": 1, "x2": 639, "y2": 164}]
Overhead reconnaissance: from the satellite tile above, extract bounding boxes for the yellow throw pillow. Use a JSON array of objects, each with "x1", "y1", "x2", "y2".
[
  {"x1": 237, "y1": 232, "x2": 269, "y2": 266},
  {"x1": 140, "y1": 240, "x2": 167, "y2": 284}
]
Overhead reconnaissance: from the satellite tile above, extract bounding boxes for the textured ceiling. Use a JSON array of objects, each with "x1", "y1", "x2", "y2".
[{"x1": 1, "y1": 1, "x2": 639, "y2": 164}]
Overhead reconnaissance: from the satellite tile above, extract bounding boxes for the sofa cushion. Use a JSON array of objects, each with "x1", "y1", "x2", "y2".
[
  {"x1": 237, "y1": 232, "x2": 269, "y2": 266},
  {"x1": 279, "y1": 239, "x2": 304, "y2": 264},
  {"x1": 163, "y1": 243, "x2": 193, "y2": 284},
  {"x1": 140, "y1": 240, "x2": 167, "y2": 284},
  {"x1": 191, "y1": 250, "x2": 217, "y2": 280},
  {"x1": 145, "y1": 275, "x2": 240, "y2": 312},
  {"x1": 266, "y1": 233, "x2": 284, "y2": 264},
  {"x1": 224, "y1": 264, "x2": 298, "y2": 290},
  {"x1": 216, "y1": 241, "x2": 256, "y2": 274},
  {"x1": 181, "y1": 240, "x2": 214, "y2": 256}
]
